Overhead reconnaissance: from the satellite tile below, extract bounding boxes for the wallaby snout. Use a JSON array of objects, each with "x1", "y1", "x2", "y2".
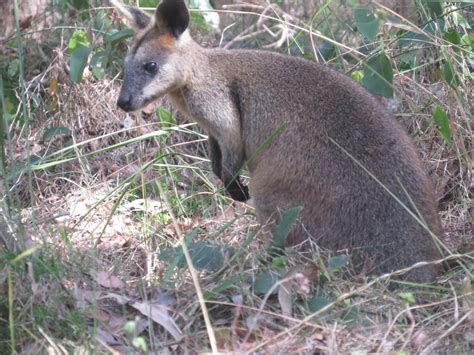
[{"x1": 117, "y1": 92, "x2": 133, "y2": 112}]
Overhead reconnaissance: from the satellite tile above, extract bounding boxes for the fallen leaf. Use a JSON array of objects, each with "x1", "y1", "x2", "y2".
[
  {"x1": 150, "y1": 287, "x2": 176, "y2": 306},
  {"x1": 20, "y1": 15, "x2": 33, "y2": 30},
  {"x1": 313, "y1": 332, "x2": 325, "y2": 341},
  {"x1": 27, "y1": 262, "x2": 40, "y2": 295},
  {"x1": 86, "y1": 308, "x2": 111, "y2": 322},
  {"x1": 131, "y1": 301, "x2": 183, "y2": 341},
  {"x1": 92, "y1": 270, "x2": 124, "y2": 289},
  {"x1": 278, "y1": 264, "x2": 318, "y2": 318},
  {"x1": 102, "y1": 292, "x2": 130, "y2": 305},
  {"x1": 122, "y1": 116, "x2": 134, "y2": 129},
  {"x1": 0, "y1": 282, "x2": 7, "y2": 294},
  {"x1": 411, "y1": 330, "x2": 430, "y2": 350},
  {"x1": 94, "y1": 327, "x2": 120, "y2": 347},
  {"x1": 101, "y1": 292, "x2": 183, "y2": 341},
  {"x1": 231, "y1": 294, "x2": 244, "y2": 342},
  {"x1": 278, "y1": 279, "x2": 293, "y2": 317},
  {"x1": 464, "y1": 329, "x2": 474, "y2": 343},
  {"x1": 20, "y1": 342, "x2": 43, "y2": 354},
  {"x1": 74, "y1": 286, "x2": 103, "y2": 306},
  {"x1": 106, "y1": 314, "x2": 129, "y2": 337},
  {"x1": 121, "y1": 198, "x2": 164, "y2": 215},
  {"x1": 48, "y1": 78, "x2": 59, "y2": 97},
  {"x1": 245, "y1": 314, "x2": 276, "y2": 335}
]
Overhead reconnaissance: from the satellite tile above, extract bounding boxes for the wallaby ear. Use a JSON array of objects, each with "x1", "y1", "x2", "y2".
[
  {"x1": 110, "y1": 0, "x2": 151, "y2": 31},
  {"x1": 155, "y1": 0, "x2": 190, "y2": 38}
]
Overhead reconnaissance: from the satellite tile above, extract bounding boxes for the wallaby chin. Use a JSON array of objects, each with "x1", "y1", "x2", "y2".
[{"x1": 112, "y1": 0, "x2": 444, "y2": 283}]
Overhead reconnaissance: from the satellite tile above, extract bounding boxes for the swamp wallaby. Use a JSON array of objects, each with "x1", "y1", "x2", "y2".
[{"x1": 111, "y1": 0, "x2": 443, "y2": 282}]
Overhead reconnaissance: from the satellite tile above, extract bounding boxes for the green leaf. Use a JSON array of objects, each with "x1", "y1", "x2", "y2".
[
  {"x1": 42, "y1": 126, "x2": 72, "y2": 141},
  {"x1": 90, "y1": 51, "x2": 108, "y2": 79},
  {"x1": 7, "y1": 59, "x2": 20, "y2": 78},
  {"x1": 424, "y1": 0, "x2": 443, "y2": 18},
  {"x1": 452, "y1": 10, "x2": 471, "y2": 29},
  {"x1": 362, "y1": 52, "x2": 393, "y2": 98},
  {"x1": 3, "y1": 95, "x2": 18, "y2": 115},
  {"x1": 432, "y1": 106, "x2": 452, "y2": 144},
  {"x1": 397, "y1": 51, "x2": 419, "y2": 71},
  {"x1": 398, "y1": 292, "x2": 416, "y2": 304},
  {"x1": 327, "y1": 255, "x2": 350, "y2": 272},
  {"x1": 71, "y1": 0, "x2": 89, "y2": 10},
  {"x1": 157, "y1": 107, "x2": 177, "y2": 127},
  {"x1": 342, "y1": 307, "x2": 363, "y2": 323},
  {"x1": 354, "y1": 7, "x2": 380, "y2": 42},
  {"x1": 190, "y1": 12, "x2": 213, "y2": 34},
  {"x1": 308, "y1": 292, "x2": 331, "y2": 313},
  {"x1": 271, "y1": 206, "x2": 303, "y2": 249},
  {"x1": 205, "y1": 274, "x2": 247, "y2": 299},
  {"x1": 139, "y1": 0, "x2": 159, "y2": 8},
  {"x1": 188, "y1": 242, "x2": 229, "y2": 271},
  {"x1": 253, "y1": 271, "x2": 279, "y2": 295},
  {"x1": 70, "y1": 46, "x2": 91, "y2": 83},
  {"x1": 320, "y1": 40, "x2": 336, "y2": 61},
  {"x1": 443, "y1": 28, "x2": 462, "y2": 46},
  {"x1": 461, "y1": 34, "x2": 473, "y2": 47},
  {"x1": 398, "y1": 21, "x2": 443, "y2": 47},
  {"x1": 106, "y1": 28, "x2": 134, "y2": 44},
  {"x1": 159, "y1": 241, "x2": 232, "y2": 272},
  {"x1": 68, "y1": 30, "x2": 90, "y2": 53},
  {"x1": 132, "y1": 337, "x2": 148, "y2": 352},
  {"x1": 443, "y1": 60, "x2": 461, "y2": 88},
  {"x1": 351, "y1": 70, "x2": 364, "y2": 83},
  {"x1": 124, "y1": 321, "x2": 135, "y2": 335},
  {"x1": 271, "y1": 256, "x2": 287, "y2": 271}
]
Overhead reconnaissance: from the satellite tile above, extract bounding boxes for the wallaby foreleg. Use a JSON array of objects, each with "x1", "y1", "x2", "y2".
[{"x1": 208, "y1": 136, "x2": 249, "y2": 202}]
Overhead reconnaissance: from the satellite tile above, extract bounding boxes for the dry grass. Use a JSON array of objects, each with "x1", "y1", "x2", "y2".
[{"x1": 0, "y1": 0, "x2": 472, "y2": 353}]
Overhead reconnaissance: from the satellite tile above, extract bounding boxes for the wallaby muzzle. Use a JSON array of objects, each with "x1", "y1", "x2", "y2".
[{"x1": 117, "y1": 92, "x2": 134, "y2": 112}]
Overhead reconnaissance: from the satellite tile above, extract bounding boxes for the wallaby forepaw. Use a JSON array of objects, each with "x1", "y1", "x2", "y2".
[{"x1": 228, "y1": 184, "x2": 250, "y2": 202}]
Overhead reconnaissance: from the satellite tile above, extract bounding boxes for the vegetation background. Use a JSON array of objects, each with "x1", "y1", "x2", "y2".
[{"x1": 0, "y1": 0, "x2": 472, "y2": 353}]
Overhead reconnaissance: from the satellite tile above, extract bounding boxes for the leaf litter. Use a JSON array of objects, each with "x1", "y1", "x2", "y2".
[{"x1": 73, "y1": 274, "x2": 183, "y2": 348}]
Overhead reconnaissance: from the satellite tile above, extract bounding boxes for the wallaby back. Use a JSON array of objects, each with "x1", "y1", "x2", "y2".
[{"x1": 112, "y1": 0, "x2": 443, "y2": 282}]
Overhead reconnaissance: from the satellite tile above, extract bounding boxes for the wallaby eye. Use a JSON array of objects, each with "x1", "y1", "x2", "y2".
[{"x1": 143, "y1": 62, "x2": 158, "y2": 74}]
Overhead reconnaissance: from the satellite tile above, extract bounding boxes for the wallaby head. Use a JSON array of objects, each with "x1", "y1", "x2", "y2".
[{"x1": 111, "y1": 0, "x2": 193, "y2": 112}]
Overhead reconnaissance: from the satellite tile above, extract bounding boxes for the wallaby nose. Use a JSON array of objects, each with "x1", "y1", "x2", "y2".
[{"x1": 117, "y1": 94, "x2": 133, "y2": 112}]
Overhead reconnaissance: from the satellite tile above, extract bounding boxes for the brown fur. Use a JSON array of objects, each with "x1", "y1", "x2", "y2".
[
  {"x1": 159, "y1": 33, "x2": 175, "y2": 46},
  {"x1": 113, "y1": 0, "x2": 444, "y2": 282}
]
